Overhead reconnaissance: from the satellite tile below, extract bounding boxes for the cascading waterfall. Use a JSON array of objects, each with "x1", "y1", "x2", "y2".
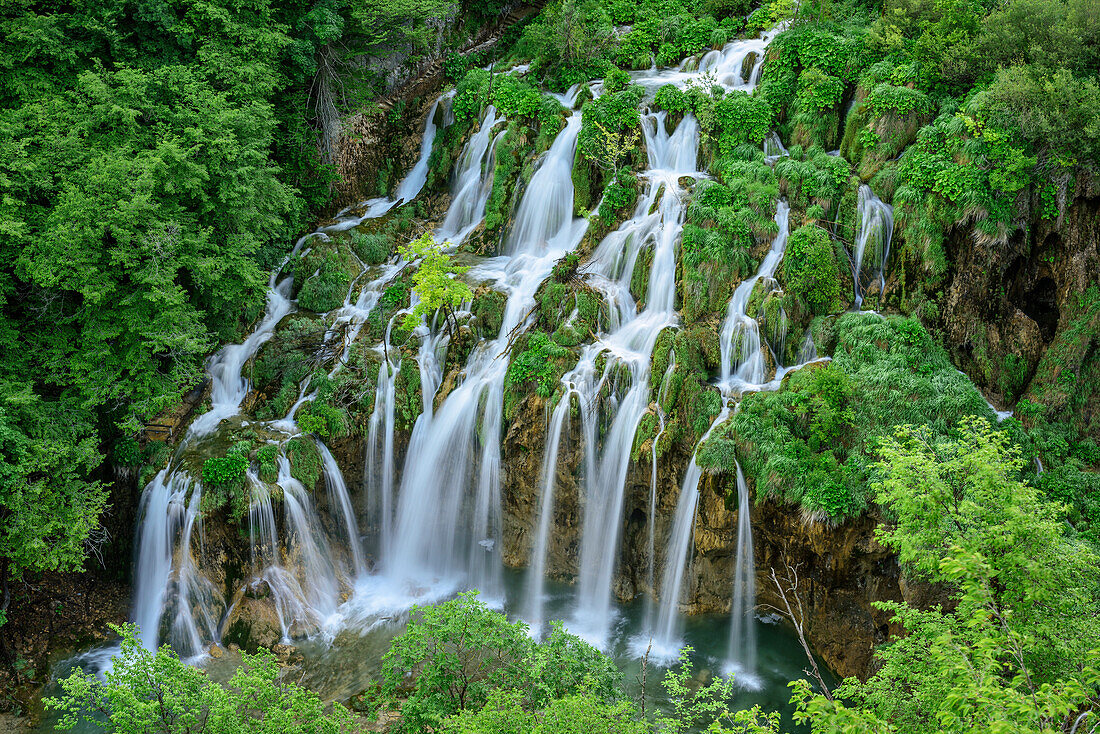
[
  {"x1": 851, "y1": 185, "x2": 894, "y2": 309},
  {"x1": 719, "y1": 201, "x2": 791, "y2": 391},
  {"x1": 569, "y1": 113, "x2": 700, "y2": 647},
  {"x1": 126, "y1": 94, "x2": 450, "y2": 652},
  {"x1": 317, "y1": 442, "x2": 367, "y2": 577},
  {"x1": 524, "y1": 386, "x2": 579, "y2": 634},
  {"x1": 384, "y1": 111, "x2": 589, "y2": 601},
  {"x1": 504, "y1": 113, "x2": 589, "y2": 255},
  {"x1": 728, "y1": 460, "x2": 757, "y2": 677},
  {"x1": 646, "y1": 355, "x2": 677, "y2": 612},
  {"x1": 647, "y1": 404, "x2": 730, "y2": 661},
  {"x1": 393, "y1": 93, "x2": 452, "y2": 205},
  {"x1": 122, "y1": 29, "x2": 831, "y2": 683},
  {"x1": 329, "y1": 91, "x2": 455, "y2": 228},
  {"x1": 365, "y1": 354, "x2": 400, "y2": 557},
  {"x1": 437, "y1": 106, "x2": 506, "y2": 243}
]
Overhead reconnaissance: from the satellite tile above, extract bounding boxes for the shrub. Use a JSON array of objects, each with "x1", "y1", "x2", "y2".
[
  {"x1": 782, "y1": 224, "x2": 842, "y2": 314},
  {"x1": 350, "y1": 232, "x2": 391, "y2": 265},
  {"x1": 297, "y1": 253, "x2": 351, "y2": 313},
  {"x1": 374, "y1": 592, "x2": 621, "y2": 733},
  {"x1": 507, "y1": 332, "x2": 570, "y2": 398},
  {"x1": 654, "y1": 83, "x2": 689, "y2": 114},
  {"x1": 46, "y1": 624, "x2": 352, "y2": 733}
]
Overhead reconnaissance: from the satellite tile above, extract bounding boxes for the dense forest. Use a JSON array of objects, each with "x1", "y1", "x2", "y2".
[{"x1": 1, "y1": 0, "x2": 1099, "y2": 730}]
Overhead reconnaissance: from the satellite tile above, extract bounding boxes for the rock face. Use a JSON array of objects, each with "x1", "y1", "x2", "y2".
[{"x1": 897, "y1": 170, "x2": 1100, "y2": 435}]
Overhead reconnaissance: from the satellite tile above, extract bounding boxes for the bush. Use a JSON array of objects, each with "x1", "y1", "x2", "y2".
[
  {"x1": 782, "y1": 224, "x2": 842, "y2": 314},
  {"x1": 507, "y1": 332, "x2": 570, "y2": 398},
  {"x1": 350, "y1": 232, "x2": 391, "y2": 265},
  {"x1": 297, "y1": 253, "x2": 352, "y2": 313},
  {"x1": 374, "y1": 592, "x2": 621, "y2": 733},
  {"x1": 654, "y1": 83, "x2": 689, "y2": 114},
  {"x1": 46, "y1": 623, "x2": 352, "y2": 733}
]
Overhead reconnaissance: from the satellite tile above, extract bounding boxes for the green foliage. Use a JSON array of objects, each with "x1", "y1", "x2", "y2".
[
  {"x1": 782, "y1": 224, "x2": 842, "y2": 314},
  {"x1": 46, "y1": 623, "x2": 352, "y2": 733},
  {"x1": 796, "y1": 68, "x2": 845, "y2": 113},
  {"x1": 794, "y1": 419, "x2": 1100, "y2": 733},
  {"x1": 485, "y1": 128, "x2": 521, "y2": 232},
  {"x1": 774, "y1": 146, "x2": 850, "y2": 207},
  {"x1": 349, "y1": 0, "x2": 457, "y2": 60},
  {"x1": 654, "y1": 84, "x2": 689, "y2": 114},
  {"x1": 863, "y1": 83, "x2": 932, "y2": 118},
  {"x1": 400, "y1": 233, "x2": 474, "y2": 332},
  {"x1": 658, "y1": 648, "x2": 782, "y2": 733},
  {"x1": 296, "y1": 251, "x2": 354, "y2": 314},
  {"x1": 296, "y1": 401, "x2": 350, "y2": 439},
  {"x1": 598, "y1": 168, "x2": 640, "y2": 225},
  {"x1": 699, "y1": 314, "x2": 995, "y2": 521},
  {"x1": 507, "y1": 332, "x2": 570, "y2": 398},
  {"x1": 374, "y1": 592, "x2": 621, "y2": 733},
  {"x1": 202, "y1": 453, "x2": 248, "y2": 489},
  {"x1": 452, "y1": 69, "x2": 563, "y2": 128},
  {"x1": 286, "y1": 437, "x2": 322, "y2": 491},
  {"x1": 715, "y1": 92, "x2": 776, "y2": 153},
  {"x1": 0, "y1": 383, "x2": 107, "y2": 590},
  {"x1": 256, "y1": 444, "x2": 279, "y2": 484},
  {"x1": 350, "y1": 232, "x2": 393, "y2": 266},
  {"x1": 578, "y1": 82, "x2": 646, "y2": 173}
]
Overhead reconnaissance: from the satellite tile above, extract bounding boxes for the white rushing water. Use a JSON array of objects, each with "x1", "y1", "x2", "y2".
[
  {"x1": 851, "y1": 184, "x2": 894, "y2": 309},
  {"x1": 380, "y1": 110, "x2": 589, "y2": 604},
  {"x1": 565, "y1": 111, "x2": 701, "y2": 648},
  {"x1": 437, "y1": 105, "x2": 506, "y2": 243},
  {"x1": 127, "y1": 91, "x2": 452, "y2": 653},
  {"x1": 727, "y1": 460, "x2": 757, "y2": 678}
]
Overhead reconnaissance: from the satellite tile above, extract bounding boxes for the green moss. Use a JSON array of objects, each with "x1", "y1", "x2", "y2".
[
  {"x1": 297, "y1": 252, "x2": 353, "y2": 313},
  {"x1": 251, "y1": 317, "x2": 325, "y2": 420},
  {"x1": 394, "y1": 358, "x2": 423, "y2": 431},
  {"x1": 256, "y1": 444, "x2": 279, "y2": 484},
  {"x1": 286, "y1": 437, "x2": 323, "y2": 491},
  {"x1": 484, "y1": 126, "x2": 521, "y2": 233},
  {"x1": 472, "y1": 289, "x2": 508, "y2": 339},
  {"x1": 350, "y1": 231, "x2": 392, "y2": 265},
  {"x1": 297, "y1": 401, "x2": 350, "y2": 439},
  {"x1": 1024, "y1": 286, "x2": 1100, "y2": 437}
]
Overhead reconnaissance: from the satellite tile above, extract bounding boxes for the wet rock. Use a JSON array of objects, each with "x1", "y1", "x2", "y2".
[
  {"x1": 740, "y1": 52, "x2": 759, "y2": 83},
  {"x1": 223, "y1": 595, "x2": 282, "y2": 651}
]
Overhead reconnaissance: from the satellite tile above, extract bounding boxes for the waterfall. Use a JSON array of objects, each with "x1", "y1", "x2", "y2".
[
  {"x1": 365, "y1": 356, "x2": 400, "y2": 557},
  {"x1": 275, "y1": 456, "x2": 341, "y2": 628},
  {"x1": 728, "y1": 461, "x2": 757, "y2": 678},
  {"x1": 329, "y1": 90, "x2": 456, "y2": 231},
  {"x1": 718, "y1": 201, "x2": 791, "y2": 391},
  {"x1": 504, "y1": 114, "x2": 587, "y2": 255},
  {"x1": 647, "y1": 404, "x2": 730, "y2": 661},
  {"x1": 383, "y1": 110, "x2": 589, "y2": 601},
  {"x1": 646, "y1": 354, "x2": 677, "y2": 612},
  {"x1": 190, "y1": 278, "x2": 294, "y2": 437},
  {"x1": 852, "y1": 185, "x2": 894, "y2": 309},
  {"x1": 132, "y1": 472, "x2": 207, "y2": 654},
  {"x1": 125, "y1": 29, "x2": 820, "y2": 667},
  {"x1": 127, "y1": 131, "x2": 432, "y2": 651},
  {"x1": 437, "y1": 106, "x2": 506, "y2": 243},
  {"x1": 317, "y1": 442, "x2": 367, "y2": 577},
  {"x1": 524, "y1": 387, "x2": 578, "y2": 635},
  {"x1": 569, "y1": 113, "x2": 700, "y2": 648},
  {"x1": 393, "y1": 92, "x2": 452, "y2": 204}
]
